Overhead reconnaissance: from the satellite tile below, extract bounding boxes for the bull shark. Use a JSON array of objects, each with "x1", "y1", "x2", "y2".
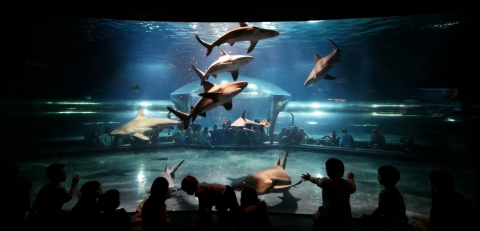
[
  {"x1": 167, "y1": 80, "x2": 248, "y2": 130},
  {"x1": 304, "y1": 37, "x2": 342, "y2": 87},
  {"x1": 160, "y1": 159, "x2": 185, "y2": 193},
  {"x1": 110, "y1": 108, "x2": 182, "y2": 140},
  {"x1": 195, "y1": 22, "x2": 280, "y2": 57},
  {"x1": 229, "y1": 110, "x2": 270, "y2": 133},
  {"x1": 192, "y1": 50, "x2": 253, "y2": 85},
  {"x1": 231, "y1": 151, "x2": 302, "y2": 195}
]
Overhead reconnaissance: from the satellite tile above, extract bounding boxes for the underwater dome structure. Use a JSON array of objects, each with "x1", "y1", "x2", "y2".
[{"x1": 170, "y1": 76, "x2": 291, "y2": 142}]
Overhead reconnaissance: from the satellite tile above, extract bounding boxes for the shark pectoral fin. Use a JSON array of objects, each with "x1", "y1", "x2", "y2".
[
  {"x1": 212, "y1": 74, "x2": 217, "y2": 78},
  {"x1": 223, "y1": 101, "x2": 233, "y2": 110},
  {"x1": 315, "y1": 53, "x2": 323, "y2": 61},
  {"x1": 229, "y1": 42, "x2": 235, "y2": 46},
  {"x1": 292, "y1": 180, "x2": 303, "y2": 187},
  {"x1": 230, "y1": 69, "x2": 239, "y2": 81},
  {"x1": 199, "y1": 93, "x2": 221, "y2": 103},
  {"x1": 247, "y1": 41, "x2": 258, "y2": 54},
  {"x1": 324, "y1": 74, "x2": 337, "y2": 80},
  {"x1": 199, "y1": 112, "x2": 207, "y2": 117},
  {"x1": 133, "y1": 133, "x2": 150, "y2": 141}
]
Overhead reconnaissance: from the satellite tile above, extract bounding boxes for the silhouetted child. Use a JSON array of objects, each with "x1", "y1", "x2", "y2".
[
  {"x1": 28, "y1": 163, "x2": 80, "y2": 230},
  {"x1": 360, "y1": 165, "x2": 408, "y2": 231},
  {"x1": 181, "y1": 175, "x2": 239, "y2": 228},
  {"x1": 301, "y1": 158, "x2": 356, "y2": 231},
  {"x1": 70, "y1": 181, "x2": 103, "y2": 231},
  {"x1": 411, "y1": 169, "x2": 475, "y2": 231},
  {"x1": 141, "y1": 177, "x2": 173, "y2": 231},
  {"x1": 98, "y1": 189, "x2": 132, "y2": 231},
  {"x1": 130, "y1": 198, "x2": 147, "y2": 231},
  {"x1": 0, "y1": 162, "x2": 32, "y2": 228},
  {"x1": 238, "y1": 186, "x2": 272, "y2": 230}
]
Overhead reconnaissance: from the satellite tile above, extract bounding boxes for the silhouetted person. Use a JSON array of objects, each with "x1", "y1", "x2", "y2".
[
  {"x1": 85, "y1": 130, "x2": 100, "y2": 147},
  {"x1": 238, "y1": 186, "x2": 272, "y2": 230},
  {"x1": 278, "y1": 127, "x2": 289, "y2": 144},
  {"x1": 369, "y1": 129, "x2": 386, "y2": 150},
  {"x1": 339, "y1": 128, "x2": 354, "y2": 148},
  {"x1": 210, "y1": 124, "x2": 223, "y2": 145},
  {"x1": 411, "y1": 169, "x2": 475, "y2": 231},
  {"x1": 235, "y1": 129, "x2": 251, "y2": 145},
  {"x1": 301, "y1": 158, "x2": 356, "y2": 231},
  {"x1": 98, "y1": 189, "x2": 132, "y2": 231},
  {"x1": 70, "y1": 181, "x2": 103, "y2": 231},
  {"x1": 28, "y1": 163, "x2": 80, "y2": 231},
  {"x1": 299, "y1": 127, "x2": 311, "y2": 144},
  {"x1": 172, "y1": 125, "x2": 185, "y2": 143},
  {"x1": 360, "y1": 165, "x2": 408, "y2": 231},
  {"x1": 99, "y1": 128, "x2": 113, "y2": 146},
  {"x1": 290, "y1": 125, "x2": 302, "y2": 144},
  {"x1": 199, "y1": 126, "x2": 211, "y2": 145},
  {"x1": 0, "y1": 162, "x2": 32, "y2": 229},
  {"x1": 320, "y1": 130, "x2": 338, "y2": 146},
  {"x1": 141, "y1": 177, "x2": 173, "y2": 231},
  {"x1": 181, "y1": 175, "x2": 239, "y2": 228}
]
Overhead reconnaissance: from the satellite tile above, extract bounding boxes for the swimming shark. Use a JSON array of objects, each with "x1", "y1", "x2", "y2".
[
  {"x1": 167, "y1": 80, "x2": 248, "y2": 130},
  {"x1": 231, "y1": 151, "x2": 302, "y2": 195},
  {"x1": 160, "y1": 159, "x2": 185, "y2": 193},
  {"x1": 304, "y1": 37, "x2": 342, "y2": 87},
  {"x1": 110, "y1": 108, "x2": 182, "y2": 140},
  {"x1": 192, "y1": 50, "x2": 253, "y2": 85},
  {"x1": 195, "y1": 22, "x2": 280, "y2": 57},
  {"x1": 229, "y1": 110, "x2": 270, "y2": 133}
]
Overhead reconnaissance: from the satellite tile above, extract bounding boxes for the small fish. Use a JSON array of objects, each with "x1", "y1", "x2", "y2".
[{"x1": 130, "y1": 84, "x2": 140, "y2": 92}]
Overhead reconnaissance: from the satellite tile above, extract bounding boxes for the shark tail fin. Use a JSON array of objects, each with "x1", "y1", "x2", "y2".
[
  {"x1": 324, "y1": 37, "x2": 341, "y2": 52},
  {"x1": 167, "y1": 107, "x2": 190, "y2": 130},
  {"x1": 195, "y1": 34, "x2": 214, "y2": 57},
  {"x1": 192, "y1": 65, "x2": 207, "y2": 85}
]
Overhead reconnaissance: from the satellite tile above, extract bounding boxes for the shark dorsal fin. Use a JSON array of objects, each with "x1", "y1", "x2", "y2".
[
  {"x1": 315, "y1": 53, "x2": 323, "y2": 61},
  {"x1": 220, "y1": 50, "x2": 228, "y2": 57},
  {"x1": 240, "y1": 22, "x2": 248, "y2": 27},
  {"x1": 135, "y1": 108, "x2": 147, "y2": 119},
  {"x1": 241, "y1": 110, "x2": 246, "y2": 120},
  {"x1": 281, "y1": 151, "x2": 288, "y2": 169},
  {"x1": 202, "y1": 81, "x2": 215, "y2": 92},
  {"x1": 275, "y1": 156, "x2": 281, "y2": 167}
]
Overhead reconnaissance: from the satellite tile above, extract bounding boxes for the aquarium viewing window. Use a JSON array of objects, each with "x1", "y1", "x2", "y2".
[{"x1": 3, "y1": 9, "x2": 477, "y2": 230}]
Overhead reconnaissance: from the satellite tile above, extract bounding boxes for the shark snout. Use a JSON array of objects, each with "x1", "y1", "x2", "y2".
[{"x1": 237, "y1": 81, "x2": 248, "y2": 89}]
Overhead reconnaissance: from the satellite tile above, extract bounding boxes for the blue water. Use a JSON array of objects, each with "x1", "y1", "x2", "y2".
[{"x1": 6, "y1": 12, "x2": 476, "y2": 103}]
